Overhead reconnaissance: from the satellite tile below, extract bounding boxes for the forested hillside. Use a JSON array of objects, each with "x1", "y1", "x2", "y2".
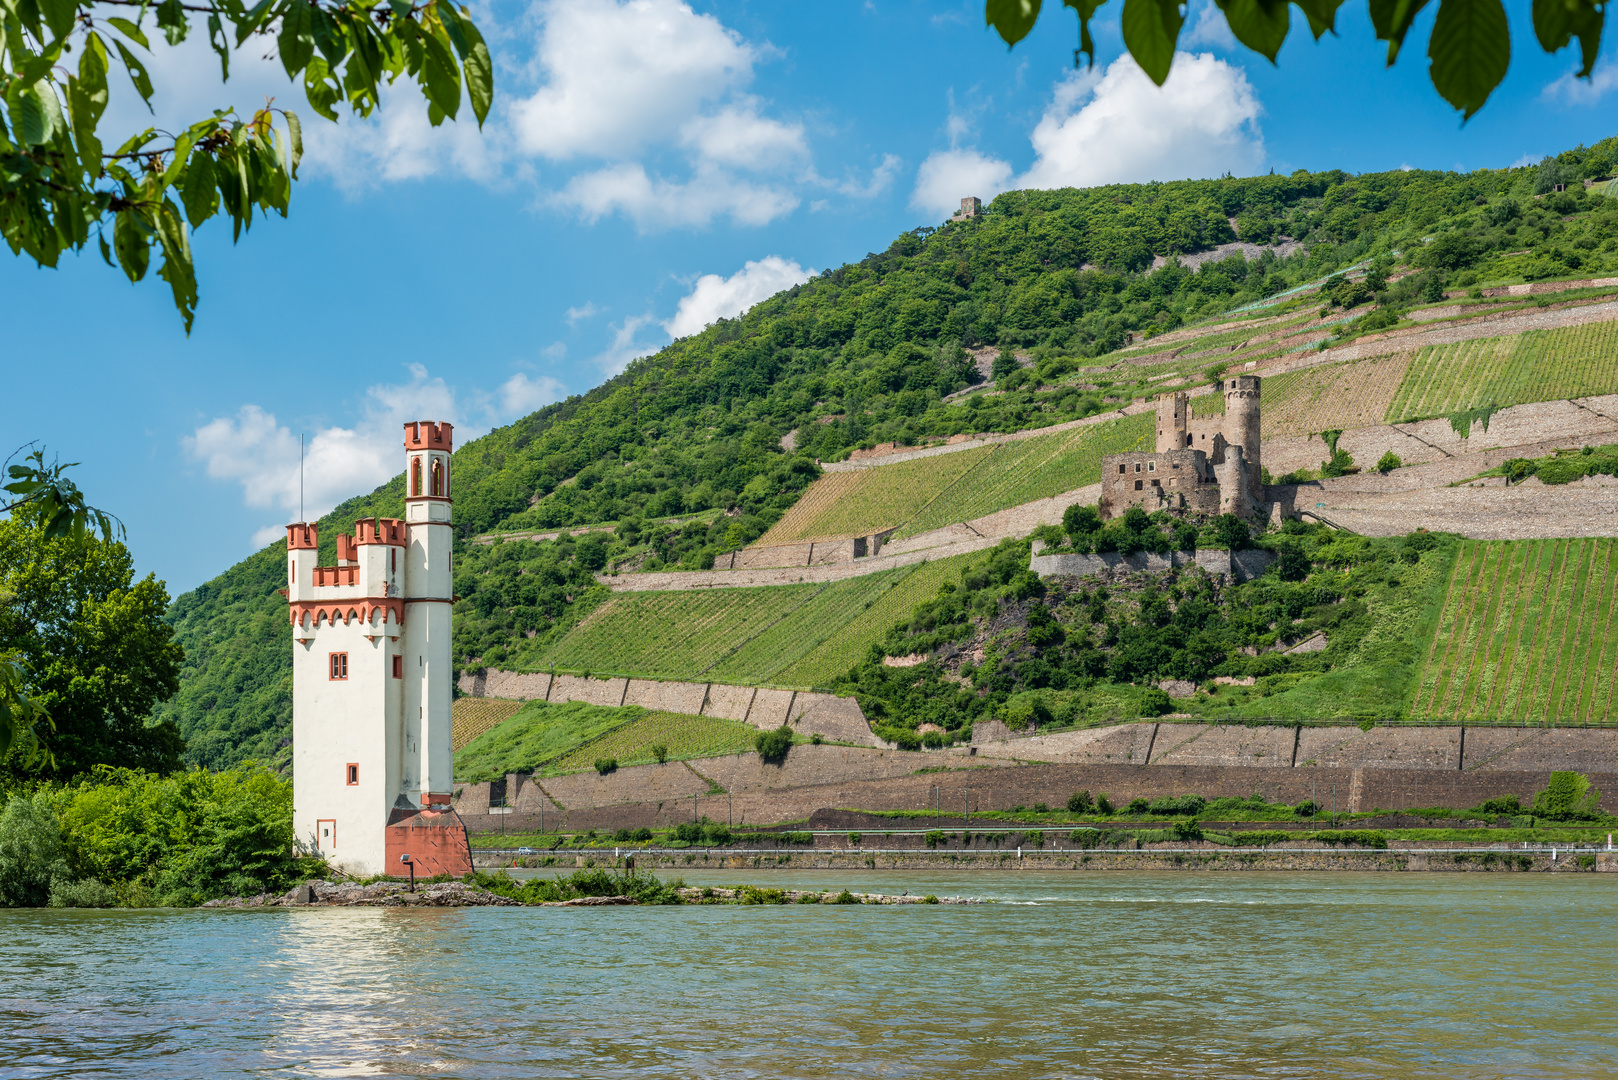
[{"x1": 155, "y1": 139, "x2": 1618, "y2": 770}]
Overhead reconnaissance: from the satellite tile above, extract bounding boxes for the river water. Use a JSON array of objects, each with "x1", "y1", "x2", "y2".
[{"x1": 2, "y1": 871, "x2": 1614, "y2": 1079}]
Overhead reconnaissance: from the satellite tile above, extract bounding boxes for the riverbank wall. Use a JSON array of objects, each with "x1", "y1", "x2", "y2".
[{"x1": 474, "y1": 849, "x2": 1618, "y2": 873}]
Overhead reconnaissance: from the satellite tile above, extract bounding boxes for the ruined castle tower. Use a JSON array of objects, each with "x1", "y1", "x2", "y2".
[
  {"x1": 1224, "y1": 375, "x2": 1262, "y2": 492},
  {"x1": 286, "y1": 421, "x2": 470, "y2": 879},
  {"x1": 1156, "y1": 391, "x2": 1190, "y2": 452}
]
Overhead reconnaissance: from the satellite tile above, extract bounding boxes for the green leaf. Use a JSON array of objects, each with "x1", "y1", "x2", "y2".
[
  {"x1": 1214, "y1": 0, "x2": 1290, "y2": 61},
  {"x1": 8, "y1": 85, "x2": 50, "y2": 146},
  {"x1": 107, "y1": 16, "x2": 151, "y2": 49},
  {"x1": 420, "y1": 29, "x2": 462, "y2": 122},
  {"x1": 460, "y1": 13, "x2": 493, "y2": 126},
  {"x1": 67, "y1": 77, "x2": 106, "y2": 178},
  {"x1": 235, "y1": 0, "x2": 276, "y2": 47},
  {"x1": 1294, "y1": 0, "x2": 1347, "y2": 38},
  {"x1": 1368, "y1": 0, "x2": 1433, "y2": 64},
  {"x1": 156, "y1": 199, "x2": 197, "y2": 333},
  {"x1": 1532, "y1": 0, "x2": 1604, "y2": 78},
  {"x1": 986, "y1": 0, "x2": 1042, "y2": 46},
  {"x1": 180, "y1": 150, "x2": 219, "y2": 225},
  {"x1": 113, "y1": 209, "x2": 151, "y2": 282},
  {"x1": 1121, "y1": 0, "x2": 1183, "y2": 84},
  {"x1": 32, "y1": 79, "x2": 65, "y2": 143},
  {"x1": 302, "y1": 56, "x2": 339, "y2": 121},
  {"x1": 279, "y1": 0, "x2": 315, "y2": 80},
  {"x1": 284, "y1": 109, "x2": 302, "y2": 179},
  {"x1": 98, "y1": 233, "x2": 115, "y2": 267},
  {"x1": 156, "y1": 0, "x2": 188, "y2": 46},
  {"x1": 38, "y1": 0, "x2": 76, "y2": 41},
  {"x1": 113, "y1": 39, "x2": 156, "y2": 108},
  {"x1": 1428, "y1": 0, "x2": 1509, "y2": 119},
  {"x1": 208, "y1": 12, "x2": 231, "y2": 81},
  {"x1": 1062, "y1": 0, "x2": 1108, "y2": 67}
]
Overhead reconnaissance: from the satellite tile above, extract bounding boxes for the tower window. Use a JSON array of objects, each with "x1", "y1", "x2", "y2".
[
  {"x1": 392, "y1": 655, "x2": 403, "y2": 679},
  {"x1": 346, "y1": 763, "x2": 359, "y2": 786},
  {"x1": 329, "y1": 652, "x2": 348, "y2": 680},
  {"x1": 1147, "y1": 461, "x2": 1155, "y2": 472},
  {"x1": 411, "y1": 457, "x2": 421, "y2": 497},
  {"x1": 1134, "y1": 480, "x2": 1143, "y2": 491},
  {"x1": 1118, "y1": 464, "x2": 1126, "y2": 475}
]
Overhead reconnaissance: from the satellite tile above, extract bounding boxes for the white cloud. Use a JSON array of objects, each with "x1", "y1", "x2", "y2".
[
  {"x1": 510, "y1": 0, "x2": 756, "y2": 160},
  {"x1": 499, "y1": 372, "x2": 567, "y2": 416},
  {"x1": 1020, "y1": 52, "x2": 1264, "y2": 189},
  {"x1": 664, "y1": 256, "x2": 812, "y2": 339},
  {"x1": 679, "y1": 100, "x2": 807, "y2": 170},
  {"x1": 593, "y1": 314, "x2": 662, "y2": 375},
  {"x1": 554, "y1": 163, "x2": 799, "y2": 228},
  {"x1": 187, "y1": 364, "x2": 562, "y2": 547},
  {"x1": 1182, "y1": 0, "x2": 1238, "y2": 50},
  {"x1": 1541, "y1": 64, "x2": 1618, "y2": 106},
  {"x1": 911, "y1": 148, "x2": 1014, "y2": 218},
  {"x1": 565, "y1": 302, "x2": 603, "y2": 324}
]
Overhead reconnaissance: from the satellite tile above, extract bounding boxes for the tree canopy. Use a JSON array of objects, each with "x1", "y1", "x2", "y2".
[
  {"x1": 985, "y1": 0, "x2": 1603, "y2": 118},
  {"x1": 1, "y1": 0, "x2": 492, "y2": 330}
]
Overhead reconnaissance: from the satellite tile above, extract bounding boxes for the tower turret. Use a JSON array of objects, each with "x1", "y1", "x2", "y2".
[{"x1": 1222, "y1": 376, "x2": 1262, "y2": 491}]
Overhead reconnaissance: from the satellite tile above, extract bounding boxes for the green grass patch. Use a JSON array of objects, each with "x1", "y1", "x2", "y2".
[
  {"x1": 454, "y1": 700, "x2": 646, "y2": 781},
  {"x1": 548, "y1": 710, "x2": 757, "y2": 771},
  {"x1": 1387, "y1": 321, "x2": 1618, "y2": 421}
]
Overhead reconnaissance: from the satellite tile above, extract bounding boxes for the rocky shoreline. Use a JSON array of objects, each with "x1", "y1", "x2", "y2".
[{"x1": 200, "y1": 879, "x2": 982, "y2": 908}]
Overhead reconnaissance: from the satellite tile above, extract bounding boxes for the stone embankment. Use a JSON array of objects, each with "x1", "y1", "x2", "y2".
[
  {"x1": 202, "y1": 880, "x2": 518, "y2": 907},
  {"x1": 503, "y1": 850, "x2": 1618, "y2": 873},
  {"x1": 455, "y1": 669, "x2": 882, "y2": 746},
  {"x1": 452, "y1": 720, "x2": 1618, "y2": 834}
]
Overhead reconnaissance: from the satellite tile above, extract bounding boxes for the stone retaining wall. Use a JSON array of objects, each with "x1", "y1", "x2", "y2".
[
  {"x1": 454, "y1": 669, "x2": 884, "y2": 746},
  {"x1": 598, "y1": 534, "x2": 1000, "y2": 591}
]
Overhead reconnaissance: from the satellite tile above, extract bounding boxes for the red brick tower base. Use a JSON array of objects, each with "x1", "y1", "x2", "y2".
[{"x1": 385, "y1": 805, "x2": 473, "y2": 878}]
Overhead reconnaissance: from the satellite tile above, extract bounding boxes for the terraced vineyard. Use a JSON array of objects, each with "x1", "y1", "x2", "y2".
[
  {"x1": 548, "y1": 710, "x2": 757, "y2": 772},
  {"x1": 757, "y1": 445, "x2": 993, "y2": 544},
  {"x1": 772, "y1": 554, "x2": 977, "y2": 686},
  {"x1": 1387, "y1": 321, "x2": 1618, "y2": 421},
  {"x1": 706, "y1": 570, "x2": 912, "y2": 683},
  {"x1": 452, "y1": 697, "x2": 527, "y2": 751},
  {"x1": 1259, "y1": 353, "x2": 1415, "y2": 437},
  {"x1": 542, "y1": 584, "x2": 822, "y2": 676},
  {"x1": 894, "y1": 412, "x2": 1152, "y2": 538},
  {"x1": 532, "y1": 555, "x2": 980, "y2": 686},
  {"x1": 1410, "y1": 538, "x2": 1618, "y2": 724}
]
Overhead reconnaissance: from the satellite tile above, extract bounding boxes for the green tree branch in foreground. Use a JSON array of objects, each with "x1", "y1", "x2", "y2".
[
  {"x1": 986, "y1": 0, "x2": 1603, "y2": 119},
  {"x1": 1, "y1": 0, "x2": 493, "y2": 330}
]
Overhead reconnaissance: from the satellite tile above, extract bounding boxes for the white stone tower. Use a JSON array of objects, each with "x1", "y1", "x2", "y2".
[{"x1": 286, "y1": 420, "x2": 470, "y2": 878}]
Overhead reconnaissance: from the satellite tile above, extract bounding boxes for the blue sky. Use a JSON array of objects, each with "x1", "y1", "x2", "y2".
[{"x1": 7, "y1": 0, "x2": 1617, "y2": 595}]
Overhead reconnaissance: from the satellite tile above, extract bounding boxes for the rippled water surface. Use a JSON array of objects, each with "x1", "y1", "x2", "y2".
[{"x1": 3, "y1": 870, "x2": 1615, "y2": 1079}]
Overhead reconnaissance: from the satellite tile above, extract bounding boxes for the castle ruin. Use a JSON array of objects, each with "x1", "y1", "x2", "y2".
[{"x1": 1101, "y1": 375, "x2": 1263, "y2": 520}]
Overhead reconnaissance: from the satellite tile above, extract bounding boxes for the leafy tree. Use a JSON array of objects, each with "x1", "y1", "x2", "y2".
[
  {"x1": 1532, "y1": 771, "x2": 1603, "y2": 821},
  {"x1": 2, "y1": 0, "x2": 492, "y2": 329},
  {"x1": 985, "y1": 0, "x2": 1601, "y2": 118},
  {"x1": 755, "y1": 725, "x2": 793, "y2": 764},
  {"x1": 0, "y1": 792, "x2": 68, "y2": 905},
  {"x1": 0, "y1": 503, "x2": 184, "y2": 779}
]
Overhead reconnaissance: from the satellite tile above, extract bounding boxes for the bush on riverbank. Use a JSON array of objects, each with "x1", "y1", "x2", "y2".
[
  {"x1": 0, "y1": 765, "x2": 322, "y2": 907},
  {"x1": 470, "y1": 867, "x2": 686, "y2": 905}
]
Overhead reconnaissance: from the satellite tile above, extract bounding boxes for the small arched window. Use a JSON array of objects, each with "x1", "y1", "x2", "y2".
[
  {"x1": 411, "y1": 457, "x2": 421, "y2": 497},
  {"x1": 431, "y1": 459, "x2": 443, "y2": 497}
]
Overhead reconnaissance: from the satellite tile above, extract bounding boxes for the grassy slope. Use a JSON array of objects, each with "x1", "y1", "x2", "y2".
[
  {"x1": 452, "y1": 700, "x2": 757, "y2": 780},
  {"x1": 533, "y1": 552, "x2": 981, "y2": 687}
]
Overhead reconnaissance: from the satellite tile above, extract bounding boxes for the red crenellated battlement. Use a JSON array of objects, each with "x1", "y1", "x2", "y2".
[
  {"x1": 312, "y1": 565, "x2": 360, "y2": 588},
  {"x1": 404, "y1": 420, "x2": 454, "y2": 453},
  {"x1": 355, "y1": 517, "x2": 407, "y2": 546},
  {"x1": 335, "y1": 534, "x2": 357, "y2": 565},
  {"x1": 287, "y1": 523, "x2": 319, "y2": 550}
]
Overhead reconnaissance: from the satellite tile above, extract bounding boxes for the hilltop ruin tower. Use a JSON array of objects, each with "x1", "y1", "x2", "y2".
[
  {"x1": 1101, "y1": 375, "x2": 1262, "y2": 520},
  {"x1": 285, "y1": 421, "x2": 471, "y2": 879}
]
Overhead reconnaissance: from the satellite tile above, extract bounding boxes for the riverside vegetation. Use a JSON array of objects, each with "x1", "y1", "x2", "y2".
[{"x1": 151, "y1": 142, "x2": 1618, "y2": 770}]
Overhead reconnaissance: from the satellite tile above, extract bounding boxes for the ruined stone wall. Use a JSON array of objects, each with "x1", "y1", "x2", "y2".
[
  {"x1": 1100, "y1": 449, "x2": 1216, "y2": 519},
  {"x1": 1029, "y1": 547, "x2": 1274, "y2": 582}
]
